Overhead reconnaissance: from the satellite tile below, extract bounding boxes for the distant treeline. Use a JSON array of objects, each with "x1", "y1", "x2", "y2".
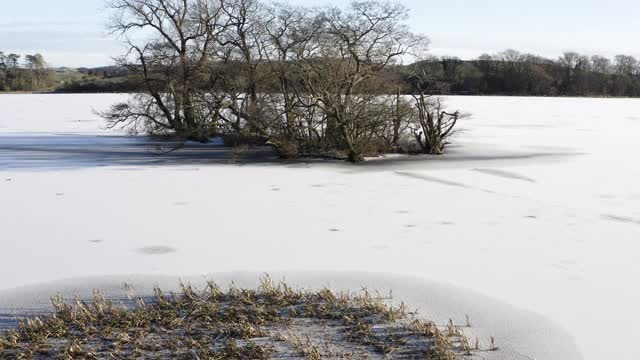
[
  {"x1": 4, "y1": 49, "x2": 640, "y2": 97},
  {"x1": 52, "y1": 49, "x2": 640, "y2": 97},
  {"x1": 0, "y1": 52, "x2": 54, "y2": 91},
  {"x1": 415, "y1": 50, "x2": 640, "y2": 97},
  {"x1": 54, "y1": 77, "x2": 145, "y2": 93}
]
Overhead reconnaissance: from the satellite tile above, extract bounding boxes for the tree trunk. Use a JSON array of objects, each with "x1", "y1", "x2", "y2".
[{"x1": 392, "y1": 88, "x2": 401, "y2": 147}]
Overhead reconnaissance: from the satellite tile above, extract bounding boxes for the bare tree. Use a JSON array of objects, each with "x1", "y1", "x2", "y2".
[
  {"x1": 440, "y1": 56, "x2": 462, "y2": 82},
  {"x1": 104, "y1": 0, "x2": 226, "y2": 138},
  {"x1": 258, "y1": 2, "x2": 323, "y2": 156},
  {"x1": 4, "y1": 54, "x2": 21, "y2": 89},
  {"x1": 25, "y1": 54, "x2": 47, "y2": 88},
  {"x1": 558, "y1": 52, "x2": 581, "y2": 69},
  {"x1": 614, "y1": 55, "x2": 638, "y2": 77},
  {"x1": 591, "y1": 55, "x2": 612, "y2": 74},
  {"x1": 295, "y1": 0, "x2": 427, "y2": 161},
  {"x1": 497, "y1": 49, "x2": 523, "y2": 66},
  {"x1": 408, "y1": 71, "x2": 460, "y2": 154},
  {"x1": 6, "y1": 54, "x2": 20, "y2": 68}
]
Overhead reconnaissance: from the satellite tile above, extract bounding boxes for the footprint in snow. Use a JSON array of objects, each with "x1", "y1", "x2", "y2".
[
  {"x1": 552, "y1": 263, "x2": 569, "y2": 271},
  {"x1": 137, "y1": 246, "x2": 177, "y2": 255},
  {"x1": 598, "y1": 194, "x2": 616, "y2": 199}
]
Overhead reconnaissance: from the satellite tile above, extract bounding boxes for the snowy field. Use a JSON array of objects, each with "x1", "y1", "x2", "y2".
[{"x1": 2, "y1": 94, "x2": 640, "y2": 359}]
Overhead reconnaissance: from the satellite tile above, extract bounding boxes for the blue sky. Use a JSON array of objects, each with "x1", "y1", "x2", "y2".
[{"x1": 1, "y1": 0, "x2": 638, "y2": 67}]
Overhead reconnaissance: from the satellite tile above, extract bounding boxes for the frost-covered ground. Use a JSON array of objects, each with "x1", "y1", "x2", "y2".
[{"x1": 1, "y1": 94, "x2": 640, "y2": 359}]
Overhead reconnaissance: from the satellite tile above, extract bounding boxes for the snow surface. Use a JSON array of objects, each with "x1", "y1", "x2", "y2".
[{"x1": 2, "y1": 94, "x2": 640, "y2": 359}]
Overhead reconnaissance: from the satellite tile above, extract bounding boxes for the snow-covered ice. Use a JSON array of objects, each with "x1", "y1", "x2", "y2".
[{"x1": 2, "y1": 94, "x2": 640, "y2": 360}]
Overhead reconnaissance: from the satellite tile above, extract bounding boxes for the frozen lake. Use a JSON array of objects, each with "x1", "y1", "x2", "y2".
[{"x1": 1, "y1": 94, "x2": 640, "y2": 360}]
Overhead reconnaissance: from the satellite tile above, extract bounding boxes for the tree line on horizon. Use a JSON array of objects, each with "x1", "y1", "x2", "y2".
[
  {"x1": 57, "y1": 50, "x2": 640, "y2": 98},
  {"x1": 418, "y1": 50, "x2": 640, "y2": 97},
  {"x1": 0, "y1": 52, "x2": 54, "y2": 91}
]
